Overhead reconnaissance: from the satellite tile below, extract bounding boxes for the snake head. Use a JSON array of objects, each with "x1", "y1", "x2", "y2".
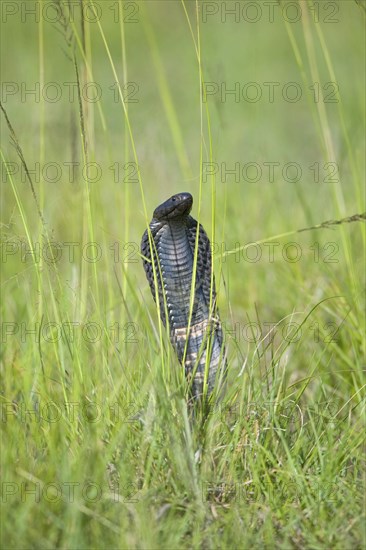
[{"x1": 153, "y1": 192, "x2": 193, "y2": 221}]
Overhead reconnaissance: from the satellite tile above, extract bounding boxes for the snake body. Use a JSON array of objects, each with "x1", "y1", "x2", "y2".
[{"x1": 141, "y1": 192, "x2": 225, "y2": 400}]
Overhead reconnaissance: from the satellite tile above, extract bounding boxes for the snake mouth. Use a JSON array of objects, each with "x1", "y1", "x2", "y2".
[{"x1": 153, "y1": 192, "x2": 193, "y2": 220}]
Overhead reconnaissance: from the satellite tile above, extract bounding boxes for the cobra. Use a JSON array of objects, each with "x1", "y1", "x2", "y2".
[{"x1": 141, "y1": 192, "x2": 226, "y2": 401}]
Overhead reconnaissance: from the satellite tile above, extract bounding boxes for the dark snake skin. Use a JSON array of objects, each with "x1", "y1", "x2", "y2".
[{"x1": 141, "y1": 192, "x2": 226, "y2": 400}]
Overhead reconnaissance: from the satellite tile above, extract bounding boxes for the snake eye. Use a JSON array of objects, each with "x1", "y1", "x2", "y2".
[{"x1": 171, "y1": 197, "x2": 176, "y2": 202}]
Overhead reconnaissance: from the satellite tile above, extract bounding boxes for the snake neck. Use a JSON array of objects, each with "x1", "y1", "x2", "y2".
[{"x1": 156, "y1": 221, "x2": 207, "y2": 330}]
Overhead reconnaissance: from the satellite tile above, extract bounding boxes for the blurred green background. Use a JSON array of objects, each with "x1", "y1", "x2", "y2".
[
  {"x1": 1, "y1": 1, "x2": 365, "y2": 548},
  {"x1": 1, "y1": 1, "x2": 364, "y2": 313}
]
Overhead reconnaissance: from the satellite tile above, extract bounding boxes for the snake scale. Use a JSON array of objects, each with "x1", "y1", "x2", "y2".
[{"x1": 141, "y1": 192, "x2": 226, "y2": 400}]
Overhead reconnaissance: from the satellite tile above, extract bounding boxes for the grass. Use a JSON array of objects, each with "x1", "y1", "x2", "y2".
[{"x1": 1, "y1": 1, "x2": 365, "y2": 548}]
